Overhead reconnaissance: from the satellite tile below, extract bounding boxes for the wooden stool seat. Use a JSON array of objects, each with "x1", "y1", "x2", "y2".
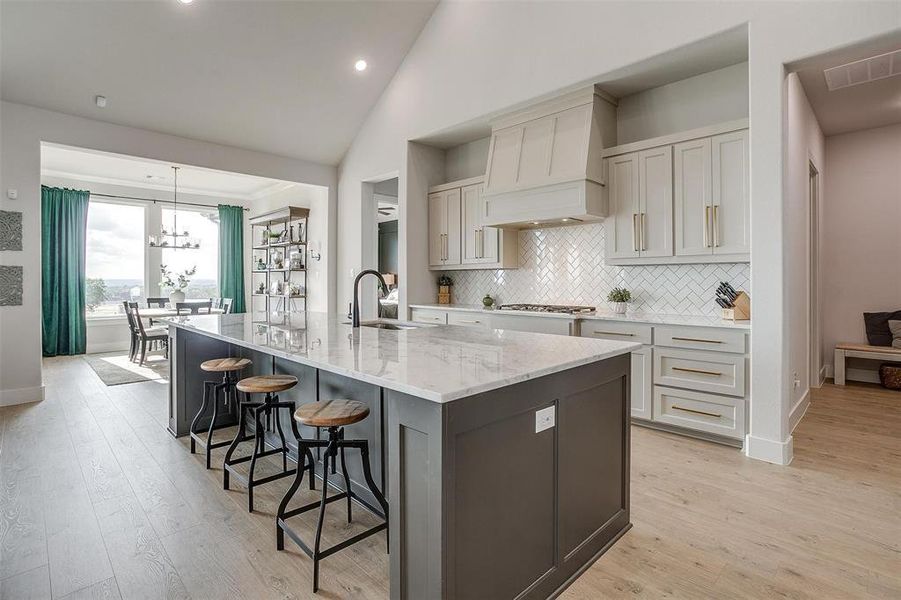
[
  {"x1": 236, "y1": 374, "x2": 297, "y2": 394},
  {"x1": 295, "y1": 399, "x2": 370, "y2": 427},
  {"x1": 200, "y1": 357, "x2": 252, "y2": 372}
]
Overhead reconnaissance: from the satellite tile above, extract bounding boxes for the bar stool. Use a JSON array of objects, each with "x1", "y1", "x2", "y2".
[
  {"x1": 223, "y1": 374, "x2": 316, "y2": 512},
  {"x1": 276, "y1": 400, "x2": 389, "y2": 593},
  {"x1": 189, "y1": 357, "x2": 252, "y2": 469}
]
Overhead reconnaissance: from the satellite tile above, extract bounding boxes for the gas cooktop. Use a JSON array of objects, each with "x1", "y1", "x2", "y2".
[{"x1": 498, "y1": 304, "x2": 596, "y2": 315}]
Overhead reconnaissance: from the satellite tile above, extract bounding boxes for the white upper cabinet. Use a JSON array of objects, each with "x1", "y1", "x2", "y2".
[
  {"x1": 605, "y1": 147, "x2": 673, "y2": 260},
  {"x1": 637, "y1": 146, "x2": 673, "y2": 258},
  {"x1": 674, "y1": 138, "x2": 712, "y2": 256},
  {"x1": 711, "y1": 130, "x2": 750, "y2": 256},
  {"x1": 428, "y1": 188, "x2": 461, "y2": 267},
  {"x1": 606, "y1": 153, "x2": 640, "y2": 259},
  {"x1": 431, "y1": 178, "x2": 517, "y2": 271},
  {"x1": 603, "y1": 120, "x2": 749, "y2": 265}
]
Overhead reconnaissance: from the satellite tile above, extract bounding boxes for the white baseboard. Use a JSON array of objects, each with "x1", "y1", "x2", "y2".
[
  {"x1": 87, "y1": 341, "x2": 131, "y2": 354},
  {"x1": 744, "y1": 434, "x2": 793, "y2": 465},
  {"x1": 0, "y1": 385, "x2": 45, "y2": 407},
  {"x1": 790, "y1": 390, "x2": 810, "y2": 433}
]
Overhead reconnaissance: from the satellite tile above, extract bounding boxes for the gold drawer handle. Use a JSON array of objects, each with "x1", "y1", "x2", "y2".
[
  {"x1": 672, "y1": 366, "x2": 722, "y2": 377},
  {"x1": 458, "y1": 320, "x2": 481, "y2": 324},
  {"x1": 672, "y1": 405, "x2": 722, "y2": 418},
  {"x1": 594, "y1": 331, "x2": 635, "y2": 336},
  {"x1": 672, "y1": 336, "x2": 723, "y2": 344}
]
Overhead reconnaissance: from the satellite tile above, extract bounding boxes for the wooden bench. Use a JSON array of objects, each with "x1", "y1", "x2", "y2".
[{"x1": 834, "y1": 343, "x2": 901, "y2": 385}]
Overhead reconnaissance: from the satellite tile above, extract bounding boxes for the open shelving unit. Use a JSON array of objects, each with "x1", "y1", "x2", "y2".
[{"x1": 249, "y1": 206, "x2": 309, "y2": 321}]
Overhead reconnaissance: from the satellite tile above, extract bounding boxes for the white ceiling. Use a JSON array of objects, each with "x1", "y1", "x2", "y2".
[
  {"x1": 792, "y1": 35, "x2": 901, "y2": 136},
  {"x1": 1, "y1": 1, "x2": 438, "y2": 166},
  {"x1": 41, "y1": 143, "x2": 302, "y2": 199}
]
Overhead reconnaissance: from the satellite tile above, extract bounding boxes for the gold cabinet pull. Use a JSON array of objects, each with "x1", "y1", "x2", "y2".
[
  {"x1": 704, "y1": 206, "x2": 711, "y2": 247},
  {"x1": 594, "y1": 330, "x2": 635, "y2": 337},
  {"x1": 640, "y1": 212, "x2": 647, "y2": 251},
  {"x1": 672, "y1": 366, "x2": 722, "y2": 377},
  {"x1": 458, "y1": 320, "x2": 481, "y2": 324},
  {"x1": 632, "y1": 213, "x2": 639, "y2": 252},
  {"x1": 672, "y1": 405, "x2": 722, "y2": 418},
  {"x1": 713, "y1": 205, "x2": 720, "y2": 247},
  {"x1": 672, "y1": 336, "x2": 722, "y2": 344}
]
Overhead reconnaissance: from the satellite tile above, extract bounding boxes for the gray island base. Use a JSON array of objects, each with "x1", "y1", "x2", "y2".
[{"x1": 163, "y1": 312, "x2": 637, "y2": 599}]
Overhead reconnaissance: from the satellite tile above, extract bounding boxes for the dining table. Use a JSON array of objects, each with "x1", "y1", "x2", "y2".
[{"x1": 139, "y1": 307, "x2": 225, "y2": 326}]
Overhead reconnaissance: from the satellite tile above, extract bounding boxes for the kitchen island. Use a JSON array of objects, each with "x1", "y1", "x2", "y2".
[{"x1": 162, "y1": 311, "x2": 639, "y2": 599}]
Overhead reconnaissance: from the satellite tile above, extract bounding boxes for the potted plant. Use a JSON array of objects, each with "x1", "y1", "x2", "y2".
[
  {"x1": 607, "y1": 287, "x2": 631, "y2": 314},
  {"x1": 160, "y1": 265, "x2": 196, "y2": 305}
]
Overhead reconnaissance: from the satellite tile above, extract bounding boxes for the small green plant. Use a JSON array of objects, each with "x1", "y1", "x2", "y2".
[
  {"x1": 607, "y1": 287, "x2": 631, "y2": 303},
  {"x1": 437, "y1": 274, "x2": 453, "y2": 287},
  {"x1": 159, "y1": 265, "x2": 197, "y2": 290}
]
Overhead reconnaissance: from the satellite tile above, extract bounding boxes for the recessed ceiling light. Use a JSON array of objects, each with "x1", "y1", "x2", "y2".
[
  {"x1": 354, "y1": 59, "x2": 368, "y2": 72},
  {"x1": 178, "y1": 0, "x2": 194, "y2": 4},
  {"x1": 531, "y1": 221, "x2": 540, "y2": 226},
  {"x1": 561, "y1": 218, "x2": 570, "y2": 222}
]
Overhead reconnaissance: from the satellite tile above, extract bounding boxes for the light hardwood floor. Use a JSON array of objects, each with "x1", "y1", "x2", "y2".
[{"x1": 1, "y1": 357, "x2": 899, "y2": 599}]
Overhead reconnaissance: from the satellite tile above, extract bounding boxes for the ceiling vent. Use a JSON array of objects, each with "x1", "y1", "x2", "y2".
[{"x1": 823, "y1": 49, "x2": 901, "y2": 91}]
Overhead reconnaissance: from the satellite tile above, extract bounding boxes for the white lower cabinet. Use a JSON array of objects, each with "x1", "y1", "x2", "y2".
[
  {"x1": 630, "y1": 346, "x2": 653, "y2": 420},
  {"x1": 652, "y1": 386, "x2": 745, "y2": 440},
  {"x1": 412, "y1": 306, "x2": 749, "y2": 445}
]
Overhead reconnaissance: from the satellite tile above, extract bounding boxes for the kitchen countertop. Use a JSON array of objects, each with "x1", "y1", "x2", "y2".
[
  {"x1": 410, "y1": 303, "x2": 751, "y2": 330},
  {"x1": 160, "y1": 311, "x2": 639, "y2": 403}
]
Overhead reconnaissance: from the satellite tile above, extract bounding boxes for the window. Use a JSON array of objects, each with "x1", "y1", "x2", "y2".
[
  {"x1": 85, "y1": 201, "x2": 146, "y2": 317},
  {"x1": 160, "y1": 208, "x2": 219, "y2": 299}
]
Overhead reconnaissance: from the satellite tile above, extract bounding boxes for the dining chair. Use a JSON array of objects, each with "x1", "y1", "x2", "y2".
[
  {"x1": 176, "y1": 301, "x2": 213, "y2": 315},
  {"x1": 128, "y1": 302, "x2": 168, "y2": 366},
  {"x1": 123, "y1": 301, "x2": 139, "y2": 362},
  {"x1": 222, "y1": 298, "x2": 233, "y2": 314},
  {"x1": 146, "y1": 297, "x2": 168, "y2": 308}
]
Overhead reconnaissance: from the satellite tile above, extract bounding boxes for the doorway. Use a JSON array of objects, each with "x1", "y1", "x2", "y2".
[{"x1": 808, "y1": 160, "x2": 822, "y2": 387}]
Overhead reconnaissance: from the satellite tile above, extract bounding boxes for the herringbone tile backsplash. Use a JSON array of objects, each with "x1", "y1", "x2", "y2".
[{"x1": 450, "y1": 222, "x2": 750, "y2": 316}]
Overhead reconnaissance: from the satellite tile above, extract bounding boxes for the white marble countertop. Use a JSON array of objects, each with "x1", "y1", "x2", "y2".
[
  {"x1": 160, "y1": 312, "x2": 639, "y2": 403},
  {"x1": 409, "y1": 303, "x2": 751, "y2": 330}
]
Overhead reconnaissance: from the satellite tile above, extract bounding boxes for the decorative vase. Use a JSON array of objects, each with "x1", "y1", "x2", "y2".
[
  {"x1": 169, "y1": 289, "x2": 186, "y2": 306},
  {"x1": 482, "y1": 294, "x2": 495, "y2": 308},
  {"x1": 611, "y1": 301, "x2": 628, "y2": 314}
]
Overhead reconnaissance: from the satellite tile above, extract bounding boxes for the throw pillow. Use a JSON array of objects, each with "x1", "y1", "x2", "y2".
[{"x1": 863, "y1": 311, "x2": 901, "y2": 346}]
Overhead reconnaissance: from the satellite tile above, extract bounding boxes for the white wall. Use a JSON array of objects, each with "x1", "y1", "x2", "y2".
[
  {"x1": 335, "y1": 1, "x2": 900, "y2": 464},
  {"x1": 616, "y1": 62, "x2": 749, "y2": 144},
  {"x1": 0, "y1": 100, "x2": 336, "y2": 405},
  {"x1": 445, "y1": 137, "x2": 489, "y2": 181},
  {"x1": 784, "y1": 73, "x2": 825, "y2": 428},
  {"x1": 246, "y1": 183, "x2": 331, "y2": 313},
  {"x1": 822, "y1": 123, "x2": 901, "y2": 379}
]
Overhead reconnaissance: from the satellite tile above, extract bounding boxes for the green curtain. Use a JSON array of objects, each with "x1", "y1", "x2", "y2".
[
  {"x1": 41, "y1": 186, "x2": 90, "y2": 356},
  {"x1": 218, "y1": 204, "x2": 245, "y2": 313}
]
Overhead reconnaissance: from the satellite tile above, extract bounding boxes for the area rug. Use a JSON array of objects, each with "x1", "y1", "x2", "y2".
[{"x1": 83, "y1": 351, "x2": 169, "y2": 386}]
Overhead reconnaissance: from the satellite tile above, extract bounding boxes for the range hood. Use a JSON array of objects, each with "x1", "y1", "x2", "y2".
[{"x1": 481, "y1": 85, "x2": 618, "y2": 229}]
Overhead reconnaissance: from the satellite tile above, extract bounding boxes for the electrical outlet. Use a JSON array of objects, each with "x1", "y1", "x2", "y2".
[{"x1": 535, "y1": 406, "x2": 555, "y2": 433}]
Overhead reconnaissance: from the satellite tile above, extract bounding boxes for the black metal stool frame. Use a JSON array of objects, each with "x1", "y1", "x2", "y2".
[
  {"x1": 276, "y1": 426, "x2": 389, "y2": 593},
  {"x1": 189, "y1": 371, "x2": 240, "y2": 469},
  {"x1": 223, "y1": 391, "x2": 317, "y2": 512}
]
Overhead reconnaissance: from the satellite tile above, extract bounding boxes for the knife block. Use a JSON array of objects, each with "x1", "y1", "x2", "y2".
[{"x1": 722, "y1": 291, "x2": 750, "y2": 321}]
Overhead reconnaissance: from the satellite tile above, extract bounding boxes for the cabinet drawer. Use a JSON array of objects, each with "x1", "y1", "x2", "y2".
[
  {"x1": 447, "y1": 311, "x2": 489, "y2": 328},
  {"x1": 653, "y1": 386, "x2": 745, "y2": 439},
  {"x1": 654, "y1": 347, "x2": 745, "y2": 397},
  {"x1": 488, "y1": 314, "x2": 574, "y2": 336},
  {"x1": 655, "y1": 325, "x2": 746, "y2": 353},
  {"x1": 580, "y1": 321, "x2": 652, "y2": 344},
  {"x1": 410, "y1": 308, "x2": 448, "y2": 325}
]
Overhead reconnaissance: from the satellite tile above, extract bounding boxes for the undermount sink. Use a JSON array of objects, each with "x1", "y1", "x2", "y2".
[
  {"x1": 342, "y1": 320, "x2": 428, "y2": 331},
  {"x1": 361, "y1": 322, "x2": 419, "y2": 331}
]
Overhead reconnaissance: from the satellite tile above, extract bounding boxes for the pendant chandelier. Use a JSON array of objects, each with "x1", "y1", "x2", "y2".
[{"x1": 148, "y1": 166, "x2": 200, "y2": 249}]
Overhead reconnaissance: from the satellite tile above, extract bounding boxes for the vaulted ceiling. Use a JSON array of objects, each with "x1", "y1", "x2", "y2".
[{"x1": 1, "y1": 0, "x2": 438, "y2": 165}]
